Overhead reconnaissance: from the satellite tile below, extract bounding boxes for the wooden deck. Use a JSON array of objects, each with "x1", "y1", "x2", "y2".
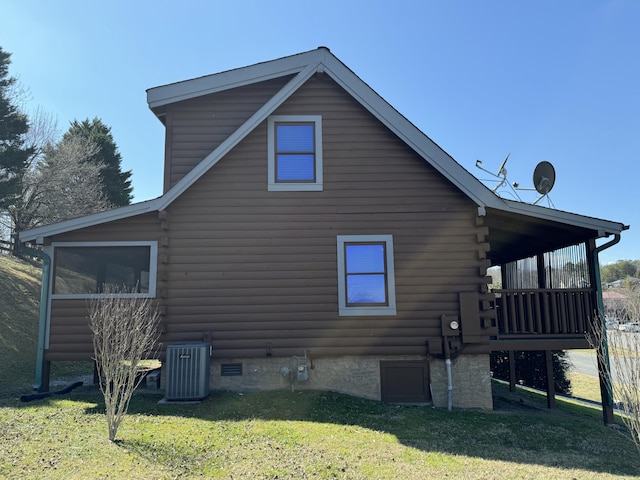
[{"x1": 490, "y1": 288, "x2": 597, "y2": 351}]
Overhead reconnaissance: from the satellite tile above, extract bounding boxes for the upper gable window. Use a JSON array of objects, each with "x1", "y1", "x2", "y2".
[{"x1": 268, "y1": 115, "x2": 323, "y2": 191}]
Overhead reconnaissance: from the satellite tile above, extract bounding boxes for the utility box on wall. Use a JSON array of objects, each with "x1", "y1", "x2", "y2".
[{"x1": 165, "y1": 342, "x2": 211, "y2": 401}]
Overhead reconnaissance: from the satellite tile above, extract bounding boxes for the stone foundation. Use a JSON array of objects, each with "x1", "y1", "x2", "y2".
[
  {"x1": 429, "y1": 354, "x2": 493, "y2": 410},
  {"x1": 207, "y1": 353, "x2": 493, "y2": 410}
]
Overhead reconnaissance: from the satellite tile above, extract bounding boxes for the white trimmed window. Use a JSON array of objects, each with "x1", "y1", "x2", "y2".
[
  {"x1": 267, "y1": 115, "x2": 323, "y2": 191},
  {"x1": 51, "y1": 241, "x2": 157, "y2": 298},
  {"x1": 337, "y1": 235, "x2": 397, "y2": 316}
]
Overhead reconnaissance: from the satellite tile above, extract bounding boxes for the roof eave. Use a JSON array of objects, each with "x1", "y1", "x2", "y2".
[
  {"x1": 18, "y1": 199, "x2": 161, "y2": 243},
  {"x1": 147, "y1": 48, "x2": 330, "y2": 110},
  {"x1": 497, "y1": 199, "x2": 626, "y2": 236}
]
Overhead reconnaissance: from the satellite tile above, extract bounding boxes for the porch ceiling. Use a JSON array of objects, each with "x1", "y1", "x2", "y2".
[{"x1": 483, "y1": 207, "x2": 601, "y2": 265}]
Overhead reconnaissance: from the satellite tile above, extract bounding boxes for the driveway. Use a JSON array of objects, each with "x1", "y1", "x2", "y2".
[
  {"x1": 568, "y1": 350, "x2": 599, "y2": 377},
  {"x1": 568, "y1": 332, "x2": 637, "y2": 382}
]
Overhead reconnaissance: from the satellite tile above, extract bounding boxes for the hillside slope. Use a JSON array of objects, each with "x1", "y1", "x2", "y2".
[{"x1": 0, "y1": 255, "x2": 41, "y2": 393}]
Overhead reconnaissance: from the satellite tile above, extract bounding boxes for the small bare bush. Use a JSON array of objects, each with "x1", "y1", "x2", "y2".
[
  {"x1": 589, "y1": 317, "x2": 640, "y2": 452},
  {"x1": 88, "y1": 288, "x2": 161, "y2": 442}
]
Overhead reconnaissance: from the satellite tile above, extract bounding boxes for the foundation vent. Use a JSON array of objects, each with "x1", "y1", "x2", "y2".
[{"x1": 221, "y1": 363, "x2": 243, "y2": 376}]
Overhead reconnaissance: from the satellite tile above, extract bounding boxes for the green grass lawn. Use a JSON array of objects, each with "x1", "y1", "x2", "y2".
[
  {"x1": 568, "y1": 371, "x2": 604, "y2": 403},
  {"x1": 0, "y1": 255, "x2": 94, "y2": 395},
  {"x1": 2, "y1": 386, "x2": 640, "y2": 479},
  {"x1": 0, "y1": 255, "x2": 41, "y2": 392}
]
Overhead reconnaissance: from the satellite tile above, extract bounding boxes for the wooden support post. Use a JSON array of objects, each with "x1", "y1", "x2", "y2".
[
  {"x1": 544, "y1": 350, "x2": 555, "y2": 408},
  {"x1": 596, "y1": 346, "x2": 615, "y2": 425},
  {"x1": 587, "y1": 237, "x2": 616, "y2": 426},
  {"x1": 37, "y1": 361, "x2": 51, "y2": 393},
  {"x1": 508, "y1": 350, "x2": 516, "y2": 392}
]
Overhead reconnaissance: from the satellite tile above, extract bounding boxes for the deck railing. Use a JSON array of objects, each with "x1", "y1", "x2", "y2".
[{"x1": 493, "y1": 288, "x2": 597, "y2": 338}]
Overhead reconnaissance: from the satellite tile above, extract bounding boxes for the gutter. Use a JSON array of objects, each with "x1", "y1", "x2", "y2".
[{"x1": 18, "y1": 241, "x2": 52, "y2": 392}]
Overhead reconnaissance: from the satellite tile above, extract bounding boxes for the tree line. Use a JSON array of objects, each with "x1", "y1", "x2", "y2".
[
  {"x1": 600, "y1": 260, "x2": 640, "y2": 284},
  {"x1": 0, "y1": 46, "x2": 132, "y2": 255}
]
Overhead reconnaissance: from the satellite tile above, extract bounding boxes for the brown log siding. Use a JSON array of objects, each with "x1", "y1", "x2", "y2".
[
  {"x1": 44, "y1": 213, "x2": 163, "y2": 361},
  {"x1": 43, "y1": 74, "x2": 490, "y2": 361},
  {"x1": 160, "y1": 74, "x2": 489, "y2": 358}
]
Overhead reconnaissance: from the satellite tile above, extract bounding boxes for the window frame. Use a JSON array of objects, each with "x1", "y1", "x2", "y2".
[
  {"x1": 267, "y1": 115, "x2": 323, "y2": 191},
  {"x1": 51, "y1": 241, "x2": 158, "y2": 299},
  {"x1": 337, "y1": 235, "x2": 397, "y2": 316}
]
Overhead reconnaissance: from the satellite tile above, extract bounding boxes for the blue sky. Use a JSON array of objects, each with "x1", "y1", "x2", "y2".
[{"x1": 1, "y1": 1, "x2": 638, "y2": 263}]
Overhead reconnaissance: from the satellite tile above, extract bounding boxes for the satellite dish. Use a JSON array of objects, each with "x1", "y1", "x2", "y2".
[
  {"x1": 497, "y1": 153, "x2": 510, "y2": 176},
  {"x1": 533, "y1": 161, "x2": 555, "y2": 195}
]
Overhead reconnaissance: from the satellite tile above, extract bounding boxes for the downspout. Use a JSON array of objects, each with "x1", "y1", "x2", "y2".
[
  {"x1": 443, "y1": 338, "x2": 453, "y2": 411},
  {"x1": 592, "y1": 233, "x2": 621, "y2": 425},
  {"x1": 19, "y1": 241, "x2": 52, "y2": 392}
]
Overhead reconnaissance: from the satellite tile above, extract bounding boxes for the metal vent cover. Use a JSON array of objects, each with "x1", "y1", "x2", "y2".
[
  {"x1": 221, "y1": 363, "x2": 243, "y2": 376},
  {"x1": 165, "y1": 343, "x2": 211, "y2": 401}
]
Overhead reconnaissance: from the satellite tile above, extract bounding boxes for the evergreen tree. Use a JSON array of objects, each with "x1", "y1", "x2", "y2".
[
  {"x1": 63, "y1": 118, "x2": 133, "y2": 206},
  {"x1": 0, "y1": 47, "x2": 33, "y2": 211},
  {"x1": 491, "y1": 350, "x2": 572, "y2": 395}
]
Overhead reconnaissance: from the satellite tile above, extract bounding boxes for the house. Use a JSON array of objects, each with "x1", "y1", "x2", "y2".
[
  {"x1": 20, "y1": 47, "x2": 627, "y2": 411},
  {"x1": 603, "y1": 290, "x2": 629, "y2": 324}
]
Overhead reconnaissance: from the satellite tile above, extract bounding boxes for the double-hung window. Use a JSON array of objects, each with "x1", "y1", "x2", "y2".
[
  {"x1": 337, "y1": 235, "x2": 397, "y2": 316},
  {"x1": 268, "y1": 115, "x2": 323, "y2": 191}
]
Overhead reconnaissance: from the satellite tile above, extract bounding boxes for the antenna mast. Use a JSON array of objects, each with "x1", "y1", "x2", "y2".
[{"x1": 475, "y1": 155, "x2": 557, "y2": 207}]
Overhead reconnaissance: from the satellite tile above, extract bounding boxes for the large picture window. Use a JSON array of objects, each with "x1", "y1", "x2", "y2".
[
  {"x1": 268, "y1": 115, "x2": 323, "y2": 191},
  {"x1": 337, "y1": 235, "x2": 397, "y2": 316},
  {"x1": 52, "y1": 242, "x2": 157, "y2": 298}
]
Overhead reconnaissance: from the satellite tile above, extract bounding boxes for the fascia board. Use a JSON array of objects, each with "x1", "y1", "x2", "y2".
[
  {"x1": 319, "y1": 55, "x2": 501, "y2": 210},
  {"x1": 147, "y1": 49, "x2": 328, "y2": 109},
  {"x1": 500, "y1": 199, "x2": 626, "y2": 235},
  {"x1": 157, "y1": 62, "x2": 320, "y2": 210},
  {"x1": 19, "y1": 198, "x2": 162, "y2": 243}
]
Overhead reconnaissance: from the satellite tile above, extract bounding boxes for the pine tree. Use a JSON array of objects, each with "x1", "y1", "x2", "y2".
[
  {"x1": 63, "y1": 118, "x2": 133, "y2": 206},
  {"x1": 0, "y1": 47, "x2": 33, "y2": 211}
]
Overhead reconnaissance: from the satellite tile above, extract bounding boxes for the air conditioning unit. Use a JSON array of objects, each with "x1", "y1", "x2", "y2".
[{"x1": 164, "y1": 342, "x2": 211, "y2": 401}]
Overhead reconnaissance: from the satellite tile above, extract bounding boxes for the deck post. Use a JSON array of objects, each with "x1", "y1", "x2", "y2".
[
  {"x1": 544, "y1": 350, "x2": 555, "y2": 408},
  {"x1": 588, "y1": 237, "x2": 616, "y2": 425},
  {"x1": 40, "y1": 361, "x2": 51, "y2": 393},
  {"x1": 597, "y1": 352, "x2": 615, "y2": 425},
  {"x1": 508, "y1": 350, "x2": 516, "y2": 392}
]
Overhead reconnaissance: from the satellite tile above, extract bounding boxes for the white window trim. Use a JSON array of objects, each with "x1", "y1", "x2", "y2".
[
  {"x1": 337, "y1": 234, "x2": 397, "y2": 316},
  {"x1": 51, "y1": 241, "x2": 158, "y2": 299},
  {"x1": 267, "y1": 114, "x2": 323, "y2": 191}
]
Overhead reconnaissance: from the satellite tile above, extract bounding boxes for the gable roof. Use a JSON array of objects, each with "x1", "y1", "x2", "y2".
[
  {"x1": 147, "y1": 47, "x2": 496, "y2": 210},
  {"x1": 20, "y1": 47, "x2": 627, "y2": 255}
]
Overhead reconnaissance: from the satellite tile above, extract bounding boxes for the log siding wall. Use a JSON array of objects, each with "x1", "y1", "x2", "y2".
[
  {"x1": 161, "y1": 74, "x2": 490, "y2": 359},
  {"x1": 43, "y1": 74, "x2": 491, "y2": 361},
  {"x1": 45, "y1": 213, "x2": 163, "y2": 361}
]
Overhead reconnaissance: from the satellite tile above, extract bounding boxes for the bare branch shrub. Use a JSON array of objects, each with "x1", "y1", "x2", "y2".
[
  {"x1": 589, "y1": 316, "x2": 640, "y2": 452},
  {"x1": 88, "y1": 288, "x2": 161, "y2": 442}
]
